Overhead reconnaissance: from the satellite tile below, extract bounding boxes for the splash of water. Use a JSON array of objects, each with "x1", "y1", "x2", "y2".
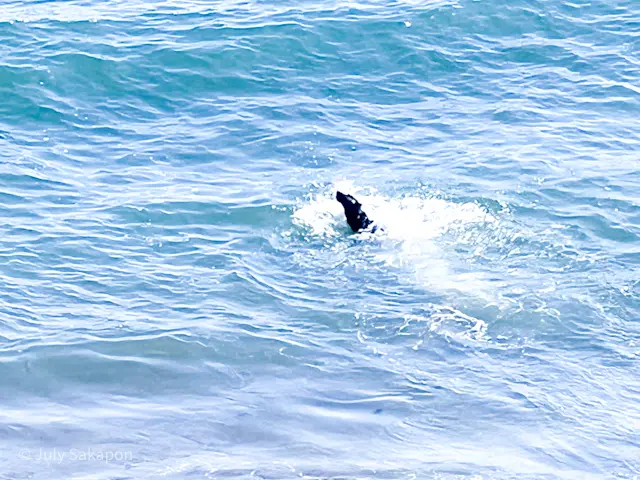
[
  {"x1": 293, "y1": 180, "x2": 495, "y2": 237},
  {"x1": 290, "y1": 181, "x2": 503, "y2": 301}
]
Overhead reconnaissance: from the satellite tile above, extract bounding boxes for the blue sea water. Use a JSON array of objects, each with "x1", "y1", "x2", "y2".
[{"x1": 1, "y1": 0, "x2": 639, "y2": 478}]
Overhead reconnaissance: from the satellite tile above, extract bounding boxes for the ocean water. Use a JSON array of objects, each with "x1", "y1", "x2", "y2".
[{"x1": 1, "y1": 0, "x2": 639, "y2": 478}]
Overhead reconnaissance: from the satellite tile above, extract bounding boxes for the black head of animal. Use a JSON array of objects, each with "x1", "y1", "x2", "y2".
[{"x1": 336, "y1": 191, "x2": 373, "y2": 233}]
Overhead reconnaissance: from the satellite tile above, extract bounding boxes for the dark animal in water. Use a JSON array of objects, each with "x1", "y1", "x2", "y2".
[{"x1": 336, "y1": 191, "x2": 379, "y2": 233}]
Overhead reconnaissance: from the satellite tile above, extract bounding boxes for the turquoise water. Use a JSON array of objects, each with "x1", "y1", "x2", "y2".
[{"x1": 1, "y1": 0, "x2": 639, "y2": 478}]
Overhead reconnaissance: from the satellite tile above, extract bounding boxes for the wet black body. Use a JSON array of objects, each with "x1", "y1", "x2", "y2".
[{"x1": 336, "y1": 191, "x2": 376, "y2": 233}]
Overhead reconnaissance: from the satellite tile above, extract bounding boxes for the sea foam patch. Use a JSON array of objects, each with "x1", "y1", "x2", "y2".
[{"x1": 290, "y1": 182, "x2": 501, "y2": 300}]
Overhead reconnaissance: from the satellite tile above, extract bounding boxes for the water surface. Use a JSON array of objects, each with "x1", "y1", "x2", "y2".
[{"x1": 0, "y1": 0, "x2": 639, "y2": 478}]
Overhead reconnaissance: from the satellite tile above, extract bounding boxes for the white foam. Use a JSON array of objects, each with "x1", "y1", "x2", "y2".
[
  {"x1": 294, "y1": 181, "x2": 494, "y2": 236},
  {"x1": 291, "y1": 193, "x2": 344, "y2": 238},
  {"x1": 401, "y1": 305, "x2": 489, "y2": 343},
  {"x1": 290, "y1": 183, "x2": 503, "y2": 300}
]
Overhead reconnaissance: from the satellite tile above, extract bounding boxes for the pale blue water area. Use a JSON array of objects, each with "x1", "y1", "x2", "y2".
[{"x1": 1, "y1": 0, "x2": 639, "y2": 478}]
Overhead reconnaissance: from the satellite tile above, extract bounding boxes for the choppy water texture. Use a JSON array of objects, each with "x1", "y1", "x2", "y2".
[{"x1": 1, "y1": 0, "x2": 639, "y2": 478}]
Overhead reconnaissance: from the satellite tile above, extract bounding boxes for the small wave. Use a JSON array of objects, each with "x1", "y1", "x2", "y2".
[
  {"x1": 356, "y1": 303, "x2": 488, "y2": 348},
  {"x1": 403, "y1": 305, "x2": 488, "y2": 343}
]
